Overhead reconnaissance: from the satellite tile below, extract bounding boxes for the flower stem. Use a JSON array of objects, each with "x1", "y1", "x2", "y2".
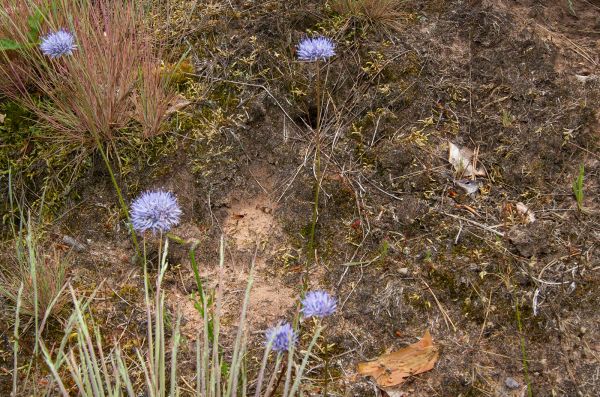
[
  {"x1": 515, "y1": 297, "x2": 533, "y2": 397},
  {"x1": 308, "y1": 62, "x2": 322, "y2": 264},
  {"x1": 93, "y1": 135, "x2": 140, "y2": 257}
]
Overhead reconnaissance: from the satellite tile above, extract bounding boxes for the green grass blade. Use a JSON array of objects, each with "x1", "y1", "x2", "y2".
[
  {"x1": 289, "y1": 326, "x2": 324, "y2": 396},
  {"x1": 12, "y1": 284, "x2": 24, "y2": 397}
]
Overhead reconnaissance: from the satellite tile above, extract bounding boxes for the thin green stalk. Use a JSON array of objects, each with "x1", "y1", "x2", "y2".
[
  {"x1": 241, "y1": 357, "x2": 248, "y2": 397},
  {"x1": 170, "y1": 313, "x2": 183, "y2": 397},
  {"x1": 322, "y1": 356, "x2": 330, "y2": 397},
  {"x1": 25, "y1": 213, "x2": 39, "y2": 355},
  {"x1": 289, "y1": 325, "x2": 324, "y2": 396},
  {"x1": 11, "y1": 284, "x2": 23, "y2": 397},
  {"x1": 211, "y1": 236, "x2": 225, "y2": 397},
  {"x1": 8, "y1": 168, "x2": 17, "y2": 238},
  {"x1": 253, "y1": 340, "x2": 274, "y2": 397},
  {"x1": 93, "y1": 135, "x2": 140, "y2": 256},
  {"x1": 154, "y1": 239, "x2": 170, "y2": 396},
  {"x1": 158, "y1": 231, "x2": 163, "y2": 270},
  {"x1": 190, "y1": 242, "x2": 214, "y2": 341},
  {"x1": 226, "y1": 255, "x2": 255, "y2": 397},
  {"x1": 308, "y1": 62, "x2": 323, "y2": 264},
  {"x1": 515, "y1": 298, "x2": 533, "y2": 397},
  {"x1": 202, "y1": 296, "x2": 210, "y2": 397},
  {"x1": 196, "y1": 331, "x2": 203, "y2": 396},
  {"x1": 158, "y1": 294, "x2": 166, "y2": 396},
  {"x1": 264, "y1": 354, "x2": 283, "y2": 397},
  {"x1": 281, "y1": 341, "x2": 296, "y2": 397},
  {"x1": 283, "y1": 298, "x2": 307, "y2": 397},
  {"x1": 142, "y1": 239, "x2": 156, "y2": 392}
]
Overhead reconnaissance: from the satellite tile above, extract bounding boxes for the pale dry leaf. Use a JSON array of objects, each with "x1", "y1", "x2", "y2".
[
  {"x1": 0, "y1": 113, "x2": 5, "y2": 124},
  {"x1": 357, "y1": 330, "x2": 439, "y2": 388},
  {"x1": 165, "y1": 94, "x2": 192, "y2": 116},
  {"x1": 448, "y1": 142, "x2": 486, "y2": 177},
  {"x1": 516, "y1": 202, "x2": 536, "y2": 224}
]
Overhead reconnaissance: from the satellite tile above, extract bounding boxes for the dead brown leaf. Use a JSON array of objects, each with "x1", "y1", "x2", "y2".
[
  {"x1": 357, "y1": 330, "x2": 439, "y2": 388},
  {"x1": 165, "y1": 94, "x2": 192, "y2": 116}
]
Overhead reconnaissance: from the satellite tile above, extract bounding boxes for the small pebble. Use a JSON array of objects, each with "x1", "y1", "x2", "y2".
[
  {"x1": 505, "y1": 377, "x2": 519, "y2": 389},
  {"x1": 399, "y1": 267, "x2": 409, "y2": 275}
]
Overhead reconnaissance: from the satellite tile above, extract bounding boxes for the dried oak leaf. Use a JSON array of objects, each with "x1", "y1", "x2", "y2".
[{"x1": 357, "y1": 330, "x2": 439, "y2": 388}]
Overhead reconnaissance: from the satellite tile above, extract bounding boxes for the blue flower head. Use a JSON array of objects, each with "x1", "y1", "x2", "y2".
[
  {"x1": 297, "y1": 36, "x2": 335, "y2": 61},
  {"x1": 301, "y1": 290, "x2": 337, "y2": 318},
  {"x1": 264, "y1": 322, "x2": 297, "y2": 352},
  {"x1": 130, "y1": 190, "x2": 182, "y2": 234},
  {"x1": 40, "y1": 29, "x2": 76, "y2": 58}
]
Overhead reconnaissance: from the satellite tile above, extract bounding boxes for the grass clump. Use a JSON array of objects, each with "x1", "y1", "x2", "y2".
[
  {"x1": 0, "y1": 210, "x2": 69, "y2": 336},
  {"x1": 572, "y1": 164, "x2": 585, "y2": 212},
  {"x1": 1, "y1": 211, "x2": 69, "y2": 396},
  {"x1": 0, "y1": 234, "x2": 68, "y2": 325},
  {"x1": 330, "y1": 0, "x2": 405, "y2": 31},
  {"x1": 23, "y1": 237, "x2": 331, "y2": 396},
  {"x1": 0, "y1": 0, "x2": 175, "y2": 150}
]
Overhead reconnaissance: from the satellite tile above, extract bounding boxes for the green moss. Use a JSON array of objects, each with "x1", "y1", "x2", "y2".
[
  {"x1": 403, "y1": 290, "x2": 433, "y2": 312},
  {"x1": 0, "y1": 101, "x2": 90, "y2": 223},
  {"x1": 347, "y1": 108, "x2": 395, "y2": 168},
  {"x1": 427, "y1": 266, "x2": 462, "y2": 300},
  {"x1": 118, "y1": 283, "x2": 142, "y2": 300}
]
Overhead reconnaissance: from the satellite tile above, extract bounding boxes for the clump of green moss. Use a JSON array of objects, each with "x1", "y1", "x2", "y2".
[{"x1": 0, "y1": 101, "x2": 90, "y2": 223}]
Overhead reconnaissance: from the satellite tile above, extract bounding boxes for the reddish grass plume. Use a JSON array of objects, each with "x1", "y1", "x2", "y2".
[{"x1": 0, "y1": 0, "x2": 175, "y2": 150}]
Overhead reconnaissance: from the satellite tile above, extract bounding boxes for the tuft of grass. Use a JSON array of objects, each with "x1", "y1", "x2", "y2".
[
  {"x1": 0, "y1": 217, "x2": 69, "y2": 330},
  {"x1": 572, "y1": 164, "x2": 585, "y2": 212},
  {"x1": 3, "y1": 211, "x2": 70, "y2": 395},
  {"x1": 131, "y1": 48, "x2": 178, "y2": 139},
  {"x1": 0, "y1": 0, "x2": 174, "y2": 150},
  {"x1": 515, "y1": 298, "x2": 533, "y2": 397},
  {"x1": 0, "y1": 1, "x2": 42, "y2": 96},
  {"x1": 330, "y1": 0, "x2": 405, "y2": 31},
  {"x1": 34, "y1": 236, "x2": 321, "y2": 396},
  {"x1": 38, "y1": 238, "x2": 182, "y2": 397}
]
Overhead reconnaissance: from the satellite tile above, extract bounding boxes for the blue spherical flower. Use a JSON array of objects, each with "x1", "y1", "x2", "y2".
[
  {"x1": 297, "y1": 36, "x2": 335, "y2": 61},
  {"x1": 301, "y1": 290, "x2": 337, "y2": 318},
  {"x1": 130, "y1": 190, "x2": 182, "y2": 234},
  {"x1": 40, "y1": 29, "x2": 76, "y2": 58},
  {"x1": 264, "y1": 322, "x2": 297, "y2": 352}
]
